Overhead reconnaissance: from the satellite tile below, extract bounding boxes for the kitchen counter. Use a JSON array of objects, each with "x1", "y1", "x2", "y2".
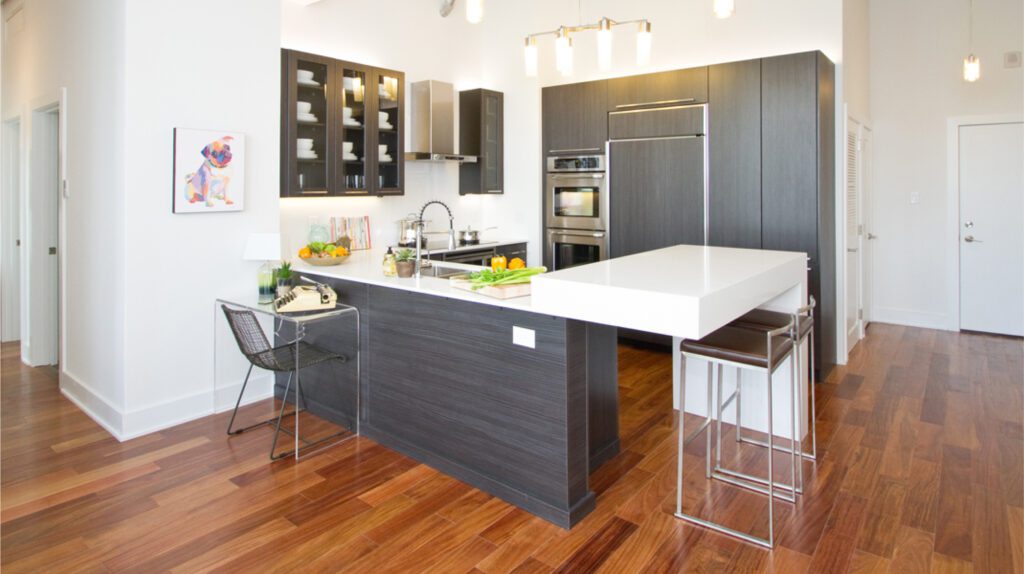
[
  {"x1": 287, "y1": 243, "x2": 808, "y2": 530},
  {"x1": 391, "y1": 238, "x2": 528, "y2": 256}
]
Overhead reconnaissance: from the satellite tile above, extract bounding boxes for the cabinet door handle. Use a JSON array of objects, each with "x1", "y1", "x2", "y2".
[{"x1": 615, "y1": 98, "x2": 695, "y2": 109}]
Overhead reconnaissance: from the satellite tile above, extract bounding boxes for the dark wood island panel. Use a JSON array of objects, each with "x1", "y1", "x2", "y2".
[{"x1": 281, "y1": 274, "x2": 619, "y2": 528}]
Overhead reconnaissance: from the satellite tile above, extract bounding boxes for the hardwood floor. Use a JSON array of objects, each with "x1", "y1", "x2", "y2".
[{"x1": 2, "y1": 323, "x2": 1021, "y2": 573}]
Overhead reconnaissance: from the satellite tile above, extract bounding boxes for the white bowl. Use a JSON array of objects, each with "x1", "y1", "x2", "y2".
[
  {"x1": 342, "y1": 141, "x2": 354, "y2": 153},
  {"x1": 378, "y1": 111, "x2": 388, "y2": 122},
  {"x1": 297, "y1": 70, "x2": 314, "y2": 81},
  {"x1": 297, "y1": 140, "x2": 314, "y2": 151},
  {"x1": 378, "y1": 144, "x2": 388, "y2": 155},
  {"x1": 343, "y1": 106, "x2": 353, "y2": 119},
  {"x1": 297, "y1": 101, "x2": 312, "y2": 114}
]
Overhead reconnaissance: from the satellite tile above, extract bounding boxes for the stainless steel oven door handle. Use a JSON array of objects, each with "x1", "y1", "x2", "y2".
[
  {"x1": 548, "y1": 174, "x2": 605, "y2": 179},
  {"x1": 550, "y1": 231, "x2": 606, "y2": 239}
]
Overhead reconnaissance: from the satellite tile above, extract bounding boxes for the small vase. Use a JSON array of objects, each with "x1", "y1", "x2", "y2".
[
  {"x1": 257, "y1": 262, "x2": 275, "y2": 304},
  {"x1": 276, "y1": 278, "x2": 293, "y2": 298},
  {"x1": 396, "y1": 260, "x2": 414, "y2": 278}
]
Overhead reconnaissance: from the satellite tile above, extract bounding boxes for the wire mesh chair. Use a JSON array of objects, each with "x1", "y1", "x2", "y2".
[{"x1": 221, "y1": 305, "x2": 347, "y2": 459}]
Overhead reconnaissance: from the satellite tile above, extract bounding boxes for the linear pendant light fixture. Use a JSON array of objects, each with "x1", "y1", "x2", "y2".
[
  {"x1": 963, "y1": 0, "x2": 980, "y2": 81},
  {"x1": 713, "y1": 0, "x2": 735, "y2": 19},
  {"x1": 524, "y1": 17, "x2": 652, "y2": 77}
]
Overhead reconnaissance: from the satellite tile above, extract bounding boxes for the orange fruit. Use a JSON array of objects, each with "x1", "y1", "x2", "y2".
[
  {"x1": 508, "y1": 257, "x2": 526, "y2": 270},
  {"x1": 298, "y1": 247, "x2": 312, "y2": 258}
]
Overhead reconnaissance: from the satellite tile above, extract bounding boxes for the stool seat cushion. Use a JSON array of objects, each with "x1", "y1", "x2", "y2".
[
  {"x1": 731, "y1": 309, "x2": 812, "y2": 338},
  {"x1": 680, "y1": 326, "x2": 794, "y2": 369}
]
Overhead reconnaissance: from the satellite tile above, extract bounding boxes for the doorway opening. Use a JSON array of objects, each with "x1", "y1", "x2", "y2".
[
  {"x1": 2, "y1": 118, "x2": 21, "y2": 344},
  {"x1": 24, "y1": 104, "x2": 63, "y2": 367},
  {"x1": 845, "y1": 117, "x2": 872, "y2": 355},
  {"x1": 953, "y1": 119, "x2": 1023, "y2": 337}
]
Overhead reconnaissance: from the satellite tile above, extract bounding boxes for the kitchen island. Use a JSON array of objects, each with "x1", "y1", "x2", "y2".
[{"x1": 288, "y1": 244, "x2": 807, "y2": 528}]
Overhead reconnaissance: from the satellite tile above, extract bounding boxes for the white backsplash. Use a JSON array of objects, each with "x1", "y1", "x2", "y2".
[{"x1": 280, "y1": 161, "x2": 498, "y2": 258}]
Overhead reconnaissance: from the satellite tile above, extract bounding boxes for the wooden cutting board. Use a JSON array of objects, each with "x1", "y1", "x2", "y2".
[{"x1": 449, "y1": 278, "x2": 532, "y2": 299}]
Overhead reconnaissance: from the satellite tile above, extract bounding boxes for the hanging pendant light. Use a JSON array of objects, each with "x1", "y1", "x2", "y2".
[
  {"x1": 524, "y1": 37, "x2": 539, "y2": 77},
  {"x1": 465, "y1": 0, "x2": 483, "y2": 23},
  {"x1": 555, "y1": 27, "x2": 574, "y2": 76},
  {"x1": 636, "y1": 20, "x2": 652, "y2": 66},
  {"x1": 713, "y1": 0, "x2": 735, "y2": 19},
  {"x1": 597, "y1": 18, "x2": 613, "y2": 71},
  {"x1": 963, "y1": 0, "x2": 980, "y2": 81}
]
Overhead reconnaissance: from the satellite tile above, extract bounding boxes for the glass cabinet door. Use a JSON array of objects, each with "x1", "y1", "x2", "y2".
[
  {"x1": 293, "y1": 56, "x2": 330, "y2": 195},
  {"x1": 338, "y1": 65, "x2": 370, "y2": 194},
  {"x1": 374, "y1": 71, "x2": 402, "y2": 193}
]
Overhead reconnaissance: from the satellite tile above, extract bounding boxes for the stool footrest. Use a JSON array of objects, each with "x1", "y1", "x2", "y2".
[
  {"x1": 713, "y1": 466, "x2": 804, "y2": 497},
  {"x1": 739, "y1": 436, "x2": 817, "y2": 461},
  {"x1": 674, "y1": 511, "x2": 773, "y2": 549},
  {"x1": 710, "y1": 470, "x2": 798, "y2": 502}
]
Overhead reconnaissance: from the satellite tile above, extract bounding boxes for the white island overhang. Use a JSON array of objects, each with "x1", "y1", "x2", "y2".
[{"x1": 531, "y1": 245, "x2": 808, "y2": 340}]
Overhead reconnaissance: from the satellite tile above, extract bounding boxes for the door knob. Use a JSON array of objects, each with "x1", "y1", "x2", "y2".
[
  {"x1": 964, "y1": 235, "x2": 982, "y2": 243},
  {"x1": 866, "y1": 233, "x2": 877, "y2": 240},
  {"x1": 964, "y1": 221, "x2": 974, "y2": 228}
]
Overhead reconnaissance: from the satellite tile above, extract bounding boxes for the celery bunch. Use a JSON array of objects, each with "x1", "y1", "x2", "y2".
[{"x1": 467, "y1": 267, "x2": 547, "y2": 290}]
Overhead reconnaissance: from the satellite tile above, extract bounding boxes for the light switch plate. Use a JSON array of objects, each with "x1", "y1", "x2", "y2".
[
  {"x1": 909, "y1": 191, "x2": 920, "y2": 205},
  {"x1": 1005, "y1": 51, "x2": 1022, "y2": 69},
  {"x1": 512, "y1": 326, "x2": 536, "y2": 349}
]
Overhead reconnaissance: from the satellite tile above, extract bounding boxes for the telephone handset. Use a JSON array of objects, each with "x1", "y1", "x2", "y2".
[{"x1": 274, "y1": 277, "x2": 338, "y2": 313}]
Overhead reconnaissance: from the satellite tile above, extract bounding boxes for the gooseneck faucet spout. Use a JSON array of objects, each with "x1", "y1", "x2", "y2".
[{"x1": 415, "y1": 200, "x2": 456, "y2": 278}]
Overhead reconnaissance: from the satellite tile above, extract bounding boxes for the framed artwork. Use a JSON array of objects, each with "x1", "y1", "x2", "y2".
[{"x1": 172, "y1": 128, "x2": 245, "y2": 213}]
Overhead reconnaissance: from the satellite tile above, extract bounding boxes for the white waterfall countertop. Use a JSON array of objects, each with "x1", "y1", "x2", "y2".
[
  {"x1": 530, "y1": 245, "x2": 807, "y2": 339},
  {"x1": 296, "y1": 244, "x2": 807, "y2": 338}
]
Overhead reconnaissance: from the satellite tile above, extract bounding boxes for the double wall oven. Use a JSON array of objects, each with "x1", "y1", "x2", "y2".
[{"x1": 545, "y1": 154, "x2": 608, "y2": 270}]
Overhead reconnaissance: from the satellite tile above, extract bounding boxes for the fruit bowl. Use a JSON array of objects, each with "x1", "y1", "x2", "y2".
[{"x1": 300, "y1": 254, "x2": 349, "y2": 266}]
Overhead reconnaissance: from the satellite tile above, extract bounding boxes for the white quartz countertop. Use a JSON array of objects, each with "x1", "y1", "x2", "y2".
[
  {"x1": 393, "y1": 238, "x2": 528, "y2": 255},
  {"x1": 296, "y1": 244, "x2": 807, "y2": 337},
  {"x1": 530, "y1": 245, "x2": 807, "y2": 339}
]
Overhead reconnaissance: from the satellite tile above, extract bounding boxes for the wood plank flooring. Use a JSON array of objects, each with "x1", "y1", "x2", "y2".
[{"x1": 2, "y1": 323, "x2": 1021, "y2": 573}]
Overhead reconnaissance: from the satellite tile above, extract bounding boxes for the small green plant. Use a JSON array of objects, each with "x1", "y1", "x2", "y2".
[
  {"x1": 276, "y1": 260, "x2": 293, "y2": 280},
  {"x1": 395, "y1": 248, "x2": 415, "y2": 262}
]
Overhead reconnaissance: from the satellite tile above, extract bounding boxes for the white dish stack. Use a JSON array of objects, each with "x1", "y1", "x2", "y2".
[
  {"x1": 379, "y1": 111, "x2": 393, "y2": 130},
  {"x1": 297, "y1": 101, "x2": 318, "y2": 123},
  {"x1": 297, "y1": 138, "x2": 317, "y2": 160},
  {"x1": 297, "y1": 69, "x2": 320, "y2": 87},
  {"x1": 379, "y1": 144, "x2": 392, "y2": 163},
  {"x1": 343, "y1": 141, "x2": 357, "y2": 161},
  {"x1": 343, "y1": 106, "x2": 361, "y2": 127}
]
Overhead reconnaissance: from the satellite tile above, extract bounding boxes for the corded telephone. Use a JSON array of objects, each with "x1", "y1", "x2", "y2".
[{"x1": 274, "y1": 278, "x2": 338, "y2": 313}]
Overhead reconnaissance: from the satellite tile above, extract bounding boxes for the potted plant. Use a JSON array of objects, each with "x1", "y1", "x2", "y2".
[
  {"x1": 275, "y1": 261, "x2": 294, "y2": 297},
  {"x1": 395, "y1": 249, "x2": 416, "y2": 278}
]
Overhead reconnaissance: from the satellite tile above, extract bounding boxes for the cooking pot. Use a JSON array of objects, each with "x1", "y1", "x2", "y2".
[
  {"x1": 457, "y1": 226, "x2": 496, "y2": 245},
  {"x1": 397, "y1": 214, "x2": 428, "y2": 248}
]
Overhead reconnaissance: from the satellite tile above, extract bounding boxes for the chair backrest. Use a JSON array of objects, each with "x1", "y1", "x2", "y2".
[{"x1": 221, "y1": 305, "x2": 279, "y2": 370}]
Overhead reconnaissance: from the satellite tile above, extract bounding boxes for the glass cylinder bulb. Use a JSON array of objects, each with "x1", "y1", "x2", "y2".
[
  {"x1": 963, "y1": 54, "x2": 980, "y2": 82},
  {"x1": 524, "y1": 39, "x2": 538, "y2": 77},
  {"x1": 597, "y1": 27, "x2": 613, "y2": 71},
  {"x1": 636, "y1": 24, "x2": 652, "y2": 66},
  {"x1": 556, "y1": 34, "x2": 573, "y2": 76},
  {"x1": 466, "y1": 0, "x2": 483, "y2": 24},
  {"x1": 713, "y1": 0, "x2": 735, "y2": 19}
]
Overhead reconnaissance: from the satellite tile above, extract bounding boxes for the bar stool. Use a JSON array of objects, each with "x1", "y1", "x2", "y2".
[
  {"x1": 675, "y1": 320, "x2": 798, "y2": 548},
  {"x1": 731, "y1": 297, "x2": 818, "y2": 491}
]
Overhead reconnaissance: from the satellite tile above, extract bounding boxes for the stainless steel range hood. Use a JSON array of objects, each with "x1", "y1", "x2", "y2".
[{"x1": 405, "y1": 80, "x2": 477, "y2": 163}]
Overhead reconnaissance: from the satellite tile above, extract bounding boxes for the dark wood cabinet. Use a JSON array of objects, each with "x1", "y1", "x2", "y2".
[
  {"x1": 459, "y1": 89, "x2": 503, "y2": 195},
  {"x1": 495, "y1": 242, "x2": 527, "y2": 262},
  {"x1": 708, "y1": 59, "x2": 762, "y2": 249},
  {"x1": 761, "y1": 51, "x2": 836, "y2": 379},
  {"x1": 541, "y1": 81, "x2": 608, "y2": 156},
  {"x1": 607, "y1": 67, "x2": 708, "y2": 111},
  {"x1": 609, "y1": 137, "x2": 705, "y2": 258},
  {"x1": 281, "y1": 49, "x2": 404, "y2": 197}
]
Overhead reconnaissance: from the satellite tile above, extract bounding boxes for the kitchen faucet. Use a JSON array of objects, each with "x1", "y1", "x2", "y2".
[{"x1": 414, "y1": 200, "x2": 456, "y2": 278}]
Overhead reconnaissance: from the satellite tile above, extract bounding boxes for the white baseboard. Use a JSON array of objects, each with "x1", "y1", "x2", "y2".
[
  {"x1": 870, "y1": 307, "x2": 952, "y2": 331},
  {"x1": 60, "y1": 370, "x2": 125, "y2": 440},
  {"x1": 59, "y1": 369, "x2": 273, "y2": 442}
]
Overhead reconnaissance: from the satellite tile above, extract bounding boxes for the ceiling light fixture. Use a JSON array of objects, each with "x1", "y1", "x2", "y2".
[
  {"x1": 524, "y1": 17, "x2": 652, "y2": 77},
  {"x1": 439, "y1": 0, "x2": 483, "y2": 24},
  {"x1": 713, "y1": 0, "x2": 735, "y2": 19},
  {"x1": 963, "y1": 0, "x2": 980, "y2": 82}
]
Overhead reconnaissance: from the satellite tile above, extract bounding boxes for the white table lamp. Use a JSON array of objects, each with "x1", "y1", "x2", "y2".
[{"x1": 244, "y1": 233, "x2": 281, "y2": 303}]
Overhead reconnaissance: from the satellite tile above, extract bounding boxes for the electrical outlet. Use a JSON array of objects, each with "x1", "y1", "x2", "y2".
[
  {"x1": 1005, "y1": 51, "x2": 1022, "y2": 69},
  {"x1": 909, "y1": 191, "x2": 921, "y2": 205},
  {"x1": 512, "y1": 326, "x2": 535, "y2": 349}
]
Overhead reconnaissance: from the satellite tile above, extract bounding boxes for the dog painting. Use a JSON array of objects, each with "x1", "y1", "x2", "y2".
[{"x1": 173, "y1": 128, "x2": 245, "y2": 213}]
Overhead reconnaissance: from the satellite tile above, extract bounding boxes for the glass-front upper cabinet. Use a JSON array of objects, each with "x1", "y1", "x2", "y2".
[
  {"x1": 336, "y1": 63, "x2": 371, "y2": 195},
  {"x1": 373, "y1": 68, "x2": 404, "y2": 195},
  {"x1": 283, "y1": 51, "x2": 333, "y2": 196}
]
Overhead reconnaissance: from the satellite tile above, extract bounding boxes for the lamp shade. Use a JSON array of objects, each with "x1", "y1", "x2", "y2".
[{"x1": 243, "y1": 232, "x2": 281, "y2": 261}]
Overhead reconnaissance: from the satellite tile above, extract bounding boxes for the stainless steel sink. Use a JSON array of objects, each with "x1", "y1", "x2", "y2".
[{"x1": 420, "y1": 264, "x2": 472, "y2": 279}]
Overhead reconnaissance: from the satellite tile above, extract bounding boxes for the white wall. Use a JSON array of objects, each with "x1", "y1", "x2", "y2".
[
  {"x1": 869, "y1": 0, "x2": 1023, "y2": 329},
  {"x1": 120, "y1": 0, "x2": 282, "y2": 437},
  {"x1": 2, "y1": 0, "x2": 128, "y2": 431},
  {"x1": 844, "y1": 0, "x2": 871, "y2": 123}
]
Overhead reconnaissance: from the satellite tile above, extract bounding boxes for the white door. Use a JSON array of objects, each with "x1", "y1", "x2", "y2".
[
  {"x1": 959, "y1": 122, "x2": 1024, "y2": 336},
  {"x1": 845, "y1": 121, "x2": 865, "y2": 353}
]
